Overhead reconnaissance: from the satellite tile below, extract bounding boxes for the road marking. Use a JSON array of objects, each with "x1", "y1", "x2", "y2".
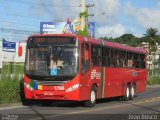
[
  {"x1": 0, "y1": 105, "x2": 27, "y2": 111},
  {"x1": 30, "y1": 97, "x2": 160, "y2": 120}
]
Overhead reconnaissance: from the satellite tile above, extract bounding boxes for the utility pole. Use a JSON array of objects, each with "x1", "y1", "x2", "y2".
[
  {"x1": 80, "y1": 0, "x2": 86, "y2": 31},
  {"x1": 80, "y1": 0, "x2": 94, "y2": 31}
]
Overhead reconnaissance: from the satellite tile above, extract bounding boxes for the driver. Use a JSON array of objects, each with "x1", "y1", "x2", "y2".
[{"x1": 50, "y1": 55, "x2": 63, "y2": 69}]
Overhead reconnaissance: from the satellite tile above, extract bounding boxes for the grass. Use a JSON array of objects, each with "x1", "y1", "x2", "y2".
[
  {"x1": 148, "y1": 68, "x2": 160, "y2": 76},
  {"x1": 2, "y1": 63, "x2": 24, "y2": 74},
  {"x1": 0, "y1": 63, "x2": 23, "y2": 104},
  {"x1": 0, "y1": 78, "x2": 21, "y2": 104},
  {"x1": 147, "y1": 76, "x2": 160, "y2": 86}
]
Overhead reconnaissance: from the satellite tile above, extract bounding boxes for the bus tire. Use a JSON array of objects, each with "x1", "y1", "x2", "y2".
[
  {"x1": 129, "y1": 84, "x2": 136, "y2": 100},
  {"x1": 84, "y1": 86, "x2": 97, "y2": 107},
  {"x1": 20, "y1": 81, "x2": 31, "y2": 106},
  {"x1": 122, "y1": 85, "x2": 130, "y2": 101}
]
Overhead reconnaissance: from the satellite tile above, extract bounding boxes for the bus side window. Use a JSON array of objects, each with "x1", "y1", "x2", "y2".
[
  {"x1": 119, "y1": 50, "x2": 126, "y2": 68},
  {"x1": 127, "y1": 51, "x2": 134, "y2": 68},
  {"x1": 111, "y1": 48, "x2": 119, "y2": 67},
  {"x1": 102, "y1": 47, "x2": 110, "y2": 67},
  {"x1": 133, "y1": 53, "x2": 140, "y2": 68},
  {"x1": 140, "y1": 54, "x2": 146, "y2": 68},
  {"x1": 91, "y1": 45, "x2": 101, "y2": 66}
]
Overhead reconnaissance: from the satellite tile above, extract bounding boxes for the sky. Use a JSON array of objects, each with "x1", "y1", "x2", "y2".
[{"x1": 0, "y1": 0, "x2": 160, "y2": 42}]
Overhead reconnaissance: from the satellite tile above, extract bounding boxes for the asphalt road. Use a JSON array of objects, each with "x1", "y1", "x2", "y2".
[{"x1": 0, "y1": 86, "x2": 160, "y2": 120}]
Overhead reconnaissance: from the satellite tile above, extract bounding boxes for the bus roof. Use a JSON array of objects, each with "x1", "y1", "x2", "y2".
[
  {"x1": 28, "y1": 33, "x2": 77, "y2": 38},
  {"x1": 91, "y1": 38, "x2": 146, "y2": 54},
  {"x1": 28, "y1": 34, "x2": 146, "y2": 54}
]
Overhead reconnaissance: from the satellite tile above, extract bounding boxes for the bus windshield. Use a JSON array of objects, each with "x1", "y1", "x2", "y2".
[{"x1": 25, "y1": 37, "x2": 79, "y2": 79}]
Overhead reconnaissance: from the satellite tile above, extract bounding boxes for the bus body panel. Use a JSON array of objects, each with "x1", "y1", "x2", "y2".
[{"x1": 23, "y1": 34, "x2": 147, "y2": 103}]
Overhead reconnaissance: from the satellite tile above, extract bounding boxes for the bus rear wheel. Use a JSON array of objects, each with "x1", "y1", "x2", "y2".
[
  {"x1": 84, "y1": 86, "x2": 97, "y2": 107},
  {"x1": 129, "y1": 84, "x2": 136, "y2": 100},
  {"x1": 122, "y1": 85, "x2": 130, "y2": 101}
]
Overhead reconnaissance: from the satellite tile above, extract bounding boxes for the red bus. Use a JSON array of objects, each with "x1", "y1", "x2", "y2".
[{"x1": 20, "y1": 34, "x2": 147, "y2": 107}]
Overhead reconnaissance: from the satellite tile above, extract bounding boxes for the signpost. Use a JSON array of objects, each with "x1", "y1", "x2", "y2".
[
  {"x1": 0, "y1": 38, "x2": 2, "y2": 80},
  {"x1": 2, "y1": 39, "x2": 16, "y2": 52},
  {"x1": 0, "y1": 39, "x2": 2, "y2": 69},
  {"x1": 2, "y1": 39, "x2": 16, "y2": 62},
  {"x1": 88, "y1": 22, "x2": 95, "y2": 38}
]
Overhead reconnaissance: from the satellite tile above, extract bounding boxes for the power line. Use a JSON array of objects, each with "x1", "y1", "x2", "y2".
[
  {"x1": 5, "y1": 0, "x2": 80, "y2": 8},
  {"x1": 0, "y1": 19, "x2": 39, "y2": 28},
  {"x1": 0, "y1": 12, "x2": 44, "y2": 20},
  {"x1": 0, "y1": 28, "x2": 38, "y2": 34}
]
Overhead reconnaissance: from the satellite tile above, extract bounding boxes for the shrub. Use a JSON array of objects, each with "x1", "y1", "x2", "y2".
[
  {"x1": 147, "y1": 76, "x2": 160, "y2": 86},
  {"x1": 0, "y1": 78, "x2": 21, "y2": 104}
]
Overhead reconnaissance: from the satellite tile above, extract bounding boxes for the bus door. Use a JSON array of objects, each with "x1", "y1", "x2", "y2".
[
  {"x1": 81, "y1": 42, "x2": 90, "y2": 75},
  {"x1": 80, "y1": 42, "x2": 91, "y2": 99}
]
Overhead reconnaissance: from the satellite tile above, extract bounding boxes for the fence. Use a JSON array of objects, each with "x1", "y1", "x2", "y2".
[
  {"x1": 0, "y1": 62, "x2": 24, "y2": 81},
  {"x1": 0, "y1": 62, "x2": 160, "y2": 80},
  {"x1": 147, "y1": 68, "x2": 160, "y2": 77}
]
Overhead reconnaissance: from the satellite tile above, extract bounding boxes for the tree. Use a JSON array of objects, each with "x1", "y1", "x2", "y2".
[{"x1": 144, "y1": 27, "x2": 159, "y2": 54}]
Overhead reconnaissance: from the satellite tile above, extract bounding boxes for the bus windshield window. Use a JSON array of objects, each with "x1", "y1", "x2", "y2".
[{"x1": 25, "y1": 37, "x2": 79, "y2": 78}]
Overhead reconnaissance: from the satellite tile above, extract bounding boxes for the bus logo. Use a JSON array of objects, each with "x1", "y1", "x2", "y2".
[
  {"x1": 50, "y1": 68, "x2": 57, "y2": 76},
  {"x1": 91, "y1": 70, "x2": 101, "y2": 80}
]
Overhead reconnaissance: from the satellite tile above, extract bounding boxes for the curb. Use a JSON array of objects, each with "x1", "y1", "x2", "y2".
[
  {"x1": 147, "y1": 85, "x2": 160, "y2": 88},
  {"x1": 0, "y1": 103, "x2": 21, "y2": 108}
]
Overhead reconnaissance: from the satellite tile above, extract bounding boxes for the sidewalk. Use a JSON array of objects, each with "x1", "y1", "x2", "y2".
[
  {"x1": 0, "y1": 103, "x2": 26, "y2": 111},
  {"x1": 0, "y1": 103, "x2": 21, "y2": 108}
]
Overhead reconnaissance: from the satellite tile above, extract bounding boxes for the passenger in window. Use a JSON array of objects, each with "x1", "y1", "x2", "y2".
[
  {"x1": 128, "y1": 60, "x2": 133, "y2": 68},
  {"x1": 117, "y1": 59, "x2": 120, "y2": 67},
  {"x1": 50, "y1": 55, "x2": 63, "y2": 69}
]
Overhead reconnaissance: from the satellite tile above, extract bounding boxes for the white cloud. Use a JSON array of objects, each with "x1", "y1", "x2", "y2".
[
  {"x1": 124, "y1": 2, "x2": 160, "y2": 30},
  {"x1": 29, "y1": 0, "x2": 122, "y2": 37},
  {"x1": 29, "y1": 0, "x2": 120, "y2": 25},
  {"x1": 157, "y1": 1, "x2": 160, "y2": 8},
  {"x1": 89, "y1": 0, "x2": 120, "y2": 25},
  {"x1": 97, "y1": 24, "x2": 126, "y2": 38}
]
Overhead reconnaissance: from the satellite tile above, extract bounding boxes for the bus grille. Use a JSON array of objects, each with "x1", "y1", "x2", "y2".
[{"x1": 34, "y1": 80, "x2": 67, "y2": 86}]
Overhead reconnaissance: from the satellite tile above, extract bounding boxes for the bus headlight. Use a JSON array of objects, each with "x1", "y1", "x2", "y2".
[
  {"x1": 24, "y1": 82, "x2": 34, "y2": 91},
  {"x1": 66, "y1": 84, "x2": 80, "y2": 92}
]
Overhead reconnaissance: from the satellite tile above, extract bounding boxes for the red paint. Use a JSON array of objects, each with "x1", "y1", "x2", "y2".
[
  {"x1": 24, "y1": 34, "x2": 147, "y2": 102},
  {"x1": 18, "y1": 42, "x2": 22, "y2": 57}
]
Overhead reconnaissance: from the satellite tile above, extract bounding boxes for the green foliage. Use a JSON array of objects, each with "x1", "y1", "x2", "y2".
[
  {"x1": 0, "y1": 63, "x2": 24, "y2": 104},
  {"x1": 103, "y1": 34, "x2": 143, "y2": 47},
  {"x1": 101, "y1": 29, "x2": 160, "y2": 49},
  {"x1": 78, "y1": 11, "x2": 89, "y2": 37},
  {"x1": 0, "y1": 78, "x2": 21, "y2": 104},
  {"x1": 77, "y1": 26, "x2": 88, "y2": 37},
  {"x1": 148, "y1": 68, "x2": 160, "y2": 76},
  {"x1": 2, "y1": 64, "x2": 24, "y2": 74},
  {"x1": 147, "y1": 76, "x2": 160, "y2": 85},
  {"x1": 144, "y1": 27, "x2": 159, "y2": 54},
  {"x1": 79, "y1": 11, "x2": 88, "y2": 18}
]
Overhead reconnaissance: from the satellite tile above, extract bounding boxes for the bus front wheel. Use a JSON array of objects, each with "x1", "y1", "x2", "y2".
[{"x1": 84, "y1": 86, "x2": 97, "y2": 107}]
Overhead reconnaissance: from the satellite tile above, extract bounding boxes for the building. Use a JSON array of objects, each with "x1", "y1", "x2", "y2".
[{"x1": 140, "y1": 42, "x2": 160, "y2": 69}]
